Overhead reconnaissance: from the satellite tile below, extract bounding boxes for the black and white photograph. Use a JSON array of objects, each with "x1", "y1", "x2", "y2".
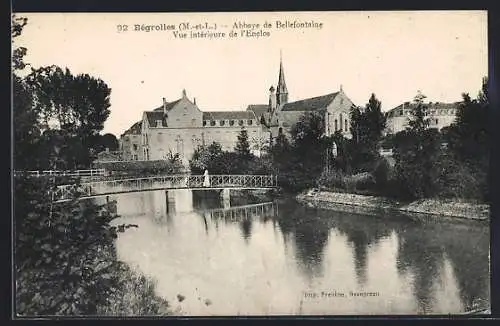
[{"x1": 12, "y1": 11, "x2": 491, "y2": 317}]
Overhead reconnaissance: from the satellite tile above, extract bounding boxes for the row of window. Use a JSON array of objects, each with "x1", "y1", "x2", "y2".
[
  {"x1": 397, "y1": 109, "x2": 457, "y2": 116},
  {"x1": 203, "y1": 119, "x2": 254, "y2": 127},
  {"x1": 333, "y1": 118, "x2": 349, "y2": 133}
]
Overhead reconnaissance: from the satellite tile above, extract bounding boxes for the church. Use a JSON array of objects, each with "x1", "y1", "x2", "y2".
[
  {"x1": 119, "y1": 55, "x2": 357, "y2": 164},
  {"x1": 247, "y1": 55, "x2": 356, "y2": 140}
]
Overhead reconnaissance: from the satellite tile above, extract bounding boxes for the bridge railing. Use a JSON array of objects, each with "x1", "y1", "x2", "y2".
[
  {"x1": 53, "y1": 174, "x2": 277, "y2": 202},
  {"x1": 14, "y1": 169, "x2": 106, "y2": 178},
  {"x1": 203, "y1": 202, "x2": 278, "y2": 221}
]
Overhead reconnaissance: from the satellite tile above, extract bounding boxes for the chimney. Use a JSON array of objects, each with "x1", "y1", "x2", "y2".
[
  {"x1": 182, "y1": 89, "x2": 187, "y2": 98},
  {"x1": 163, "y1": 97, "x2": 167, "y2": 115},
  {"x1": 194, "y1": 97, "x2": 196, "y2": 105}
]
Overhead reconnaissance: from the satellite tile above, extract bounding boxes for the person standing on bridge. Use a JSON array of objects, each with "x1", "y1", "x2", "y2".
[{"x1": 203, "y1": 169, "x2": 210, "y2": 187}]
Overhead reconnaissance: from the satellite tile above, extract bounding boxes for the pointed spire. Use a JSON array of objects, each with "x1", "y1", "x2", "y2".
[{"x1": 276, "y1": 50, "x2": 288, "y2": 106}]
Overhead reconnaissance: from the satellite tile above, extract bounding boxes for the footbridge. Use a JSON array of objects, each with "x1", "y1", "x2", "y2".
[{"x1": 53, "y1": 174, "x2": 278, "y2": 203}]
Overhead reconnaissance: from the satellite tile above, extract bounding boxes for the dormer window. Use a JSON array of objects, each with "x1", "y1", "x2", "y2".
[
  {"x1": 247, "y1": 119, "x2": 253, "y2": 125},
  {"x1": 156, "y1": 120, "x2": 162, "y2": 127},
  {"x1": 229, "y1": 120, "x2": 235, "y2": 126},
  {"x1": 210, "y1": 120, "x2": 216, "y2": 126},
  {"x1": 238, "y1": 120, "x2": 244, "y2": 126},
  {"x1": 220, "y1": 120, "x2": 225, "y2": 126}
]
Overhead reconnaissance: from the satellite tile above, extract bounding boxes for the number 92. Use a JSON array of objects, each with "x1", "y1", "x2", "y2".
[{"x1": 117, "y1": 24, "x2": 128, "y2": 32}]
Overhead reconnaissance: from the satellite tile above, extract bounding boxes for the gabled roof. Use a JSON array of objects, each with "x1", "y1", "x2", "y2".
[
  {"x1": 145, "y1": 111, "x2": 168, "y2": 127},
  {"x1": 121, "y1": 120, "x2": 142, "y2": 137},
  {"x1": 202, "y1": 111, "x2": 257, "y2": 121},
  {"x1": 153, "y1": 99, "x2": 182, "y2": 112},
  {"x1": 246, "y1": 104, "x2": 269, "y2": 118},
  {"x1": 281, "y1": 92, "x2": 339, "y2": 112},
  {"x1": 125, "y1": 121, "x2": 142, "y2": 134}
]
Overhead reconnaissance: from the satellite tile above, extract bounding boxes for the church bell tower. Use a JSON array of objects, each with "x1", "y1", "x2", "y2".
[{"x1": 276, "y1": 51, "x2": 288, "y2": 107}]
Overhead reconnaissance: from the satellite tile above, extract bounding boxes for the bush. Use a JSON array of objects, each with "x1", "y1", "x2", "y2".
[
  {"x1": 15, "y1": 176, "x2": 139, "y2": 315},
  {"x1": 95, "y1": 159, "x2": 185, "y2": 177},
  {"x1": 436, "y1": 154, "x2": 486, "y2": 202}
]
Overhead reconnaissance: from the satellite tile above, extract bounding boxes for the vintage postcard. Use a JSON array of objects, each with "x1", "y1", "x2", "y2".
[{"x1": 12, "y1": 11, "x2": 490, "y2": 317}]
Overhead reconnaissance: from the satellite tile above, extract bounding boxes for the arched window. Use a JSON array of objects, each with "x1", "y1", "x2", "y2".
[
  {"x1": 344, "y1": 119, "x2": 348, "y2": 132},
  {"x1": 340, "y1": 113, "x2": 343, "y2": 131},
  {"x1": 335, "y1": 119, "x2": 338, "y2": 131}
]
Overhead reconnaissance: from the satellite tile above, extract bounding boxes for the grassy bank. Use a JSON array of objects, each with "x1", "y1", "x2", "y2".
[{"x1": 297, "y1": 190, "x2": 490, "y2": 221}]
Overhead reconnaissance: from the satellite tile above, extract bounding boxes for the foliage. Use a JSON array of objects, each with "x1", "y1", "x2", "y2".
[
  {"x1": 16, "y1": 65, "x2": 112, "y2": 169},
  {"x1": 12, "y1": 15, "x2": 29, "y2": 71},
  {"x1": 235, "y1": 128, "x2": 252, "y2": 160},
  {"x1": 349, "y1": 94, "x2": 387, "y2": 173},
  {"x1": 95, "y1": 133, "x2": 120, "y2": 152},
  {"x1": 95, "y1": 156, "x2": 184, "y2": 177},
  {"x1": 14, "y1": 176, "x2": 138, "y2": 315},
  {"x1": 434, "y1": 152, "x2": 485, "y2": 201},
  {"x1": 317, "y1": 170, "x2": 376, "y2": 194},
  {"x1": 190, "y1": 141, "x2": 273, "y2": 176},
  {"x1": 393, "y1": 127, "x2": 442, "y2": 200},
  {"x1": 13, "y1": 75, "x2": 41, "y2": 169},
  {"x1": 439, "y1": 78, "x2": 489, "y2": 201}
]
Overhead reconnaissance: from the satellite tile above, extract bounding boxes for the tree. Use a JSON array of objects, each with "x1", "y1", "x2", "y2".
[
  {"x1": 441, "y1": 77, "x2": 489, "y2": 201},
  {"x1": 234, "y1": 128, "x2": 252, "y2": 161},
  {"x1": 349, "y1": 93, "x2": 387, "y2": 172},
  {"x1": 282, "y1": 111, "x2": 329, "y2": 191},
  {"x1": 96, "y1": 133, "x2": 119, "y2": 152},
  {"x1": 26, "y1": 66, "x2": 112, "y2": 168},
  {"x1": 12, "y1": 15, "x2": 29, "y2": 71},
  {"x1": 393, "y1": 92, "x2": 441, "y2": 199}
]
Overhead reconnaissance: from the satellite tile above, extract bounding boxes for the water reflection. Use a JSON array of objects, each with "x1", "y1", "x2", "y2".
[{"x1": 108, "y1": 191, "x2": 490, "y2": 315}]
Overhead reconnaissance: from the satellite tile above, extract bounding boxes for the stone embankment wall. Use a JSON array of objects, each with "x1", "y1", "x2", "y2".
[{"x1": 296, "y1": 190, "x2": 490, "y2": 221}]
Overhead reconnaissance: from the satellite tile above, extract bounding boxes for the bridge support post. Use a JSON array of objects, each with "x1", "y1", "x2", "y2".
[{"x1": 221, "y1": 188, "x2": 231, "y2": 209}]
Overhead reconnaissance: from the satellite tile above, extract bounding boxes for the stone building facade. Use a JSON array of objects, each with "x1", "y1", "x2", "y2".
[
  {"x1": 119, "y1": 121, "x2": 142, "y2": 161},
  {"x1": 130, "y1": 90, "x2": 264, "y2": 165},
  {"x1": 385, "y1": 101, "x2": 459, "y2": 135},
  {"x1": 120, "y1": 55, "x2": 357, "y2": 164}
]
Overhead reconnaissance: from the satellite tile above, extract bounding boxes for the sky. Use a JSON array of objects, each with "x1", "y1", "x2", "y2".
[{"x1": 13, "y1": 11, "x2": 488, "y2": 137}]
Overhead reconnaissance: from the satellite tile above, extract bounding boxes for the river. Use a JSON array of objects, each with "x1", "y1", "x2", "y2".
[{"x1": 97, "y1": 189, "x2": 490, "y2": 316}]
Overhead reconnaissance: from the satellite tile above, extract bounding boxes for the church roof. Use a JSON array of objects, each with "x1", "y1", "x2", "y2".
[
  {"x1": 281, "y1": 92, "x2": 339, "y2": 112},
  {"x1": 202, "y1": 111, "x2": 257, "y2": 121},
  {"x1": 246, "y1": 104, "x2": 269, "y2": 118}
]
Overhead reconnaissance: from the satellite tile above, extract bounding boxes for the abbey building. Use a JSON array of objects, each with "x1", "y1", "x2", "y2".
[{"x1": 119, "y1": 56, "x2": 357, "y2": 164}]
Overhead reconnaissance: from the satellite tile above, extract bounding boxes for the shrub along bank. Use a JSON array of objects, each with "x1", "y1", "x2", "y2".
[{"x1": 14, "y1": 176, "x2": 172, "y2": 316}]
